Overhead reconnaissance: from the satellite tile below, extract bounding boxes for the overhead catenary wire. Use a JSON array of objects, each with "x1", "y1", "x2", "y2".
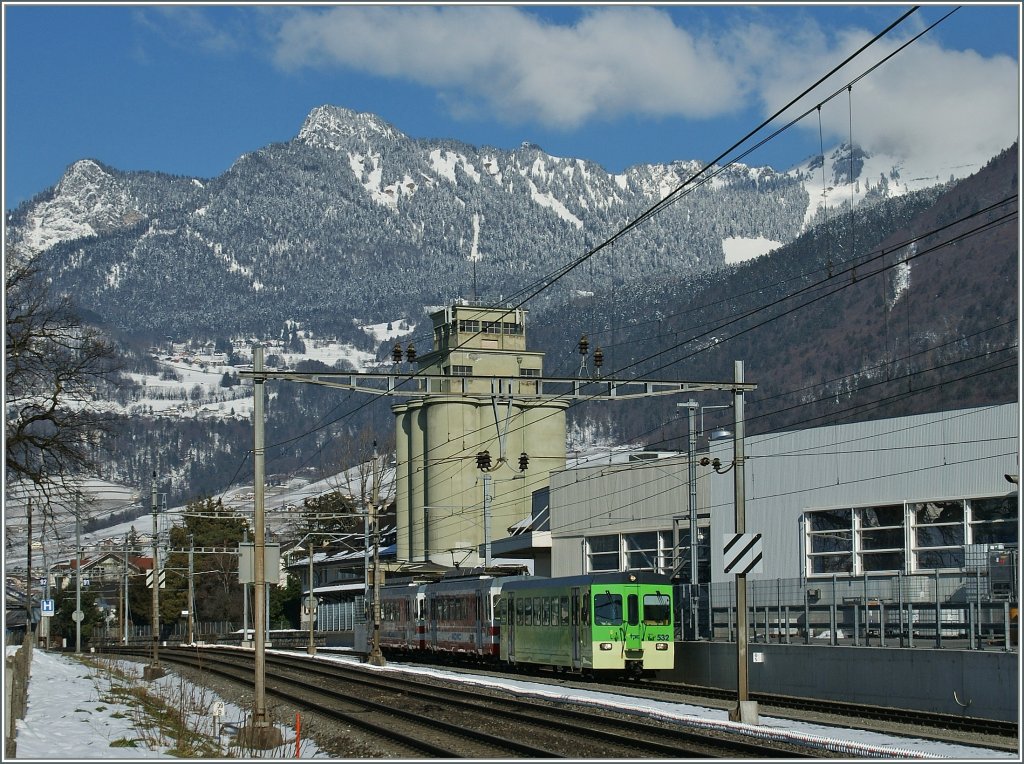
[
  {"x1": 142, "y1": 5, "x2": 983, "y2": 505},
  {"x1": 233, "y1": 194, "x2": 1017, "y2": 513}
]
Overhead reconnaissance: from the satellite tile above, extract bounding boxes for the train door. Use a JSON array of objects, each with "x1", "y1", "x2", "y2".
[
  {"x1": 625, "y1": 592, "x2": 642, "y2": 651},
  {"x1": 475, "y1": 591, "x2": 484, "y2": 655},
  {"x1": 507, "y1": 594, "x2": 516, "y2": 662},
  {"x1": 571, "y1": 587, "x2": 582, "y2": 670},
  {"x1": 427, "y1": 595, "x2": 436, "y2": 651}
]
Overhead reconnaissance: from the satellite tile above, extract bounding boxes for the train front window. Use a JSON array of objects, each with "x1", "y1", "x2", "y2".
[
  {"x1": 643, "y1": 593, "x2": 672, "y2": 625},
  {"x1": 627, "y1": 594, "x2": 639, "y2": 626},
  {"x1": 593, "y1": 593, "x2": 623, "y2": 625}
]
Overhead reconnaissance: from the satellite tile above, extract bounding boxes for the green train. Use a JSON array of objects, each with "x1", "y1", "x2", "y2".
[{"x1": 496, "y1": 571, "x2": 675, "y2": 678}]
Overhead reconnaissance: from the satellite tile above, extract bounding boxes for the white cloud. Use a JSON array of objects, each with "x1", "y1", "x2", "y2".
[
  {"x1": 272, "y1": 6, "x2": 745, "y2": 128},
  {"x1": 269, "y1": 6, "x2": 1017, "y2": 168},
  {"x1": 731, "y1": 21, "x2": 1018, "y2": 171}
]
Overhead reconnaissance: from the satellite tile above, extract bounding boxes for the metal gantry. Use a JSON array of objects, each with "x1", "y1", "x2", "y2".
[{"x1": 239, "y1": 356, "x2": 758, "y2": 725}]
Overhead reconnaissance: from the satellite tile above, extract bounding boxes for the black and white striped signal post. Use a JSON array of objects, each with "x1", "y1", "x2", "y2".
[{"x1": 727, "y1": 360, "x2": 759, "y2": 726}]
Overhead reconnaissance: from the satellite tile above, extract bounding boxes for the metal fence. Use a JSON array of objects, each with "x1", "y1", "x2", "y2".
[
  {"x1": 677, "y1": 568, "x2": 1018, "y2": 651},
  {"x1": 91, "y1": 596, "x2": 366, "y2": 644}
]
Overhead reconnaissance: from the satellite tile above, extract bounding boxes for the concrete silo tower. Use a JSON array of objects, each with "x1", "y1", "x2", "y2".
[{"x1": 392, "y1": 301, "x2": 567, "y2": 567}]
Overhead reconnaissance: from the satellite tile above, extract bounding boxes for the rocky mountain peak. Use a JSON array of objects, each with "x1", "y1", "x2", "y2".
[{"x1": 296, "y1": 104, "x2": 406, "y2": 150}]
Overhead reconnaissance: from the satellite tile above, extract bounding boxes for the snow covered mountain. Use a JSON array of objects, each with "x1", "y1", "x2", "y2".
[{"x1": 7, "y1": 104, "x2": 972, "y2": 342}]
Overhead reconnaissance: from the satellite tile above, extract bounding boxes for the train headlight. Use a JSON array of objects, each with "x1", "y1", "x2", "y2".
[
  {"x1": 655, "y1": 642, "x2": 668, "y2": 651},
  {"x1": 599, "y1": 642, "x2": 613, "y2": 651}
]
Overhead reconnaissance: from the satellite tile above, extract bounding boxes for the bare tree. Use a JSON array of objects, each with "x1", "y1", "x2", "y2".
[
  {"x1": 5, "y1": 251, "x2": 121, "y2": 620},
  {"x1": 5, "y1": 253, "x2": 119, "y2": 500}
]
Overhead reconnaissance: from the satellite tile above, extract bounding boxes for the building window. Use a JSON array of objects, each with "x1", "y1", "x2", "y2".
[
  {"x1": 912, "y1": 499, "x2": 965, "y2": 569},
  {"x1": 970, "y1": 497, "x2": 1018, "y2": 544},
  {"x1": 807, "y1": 495, "x2": 1019, "y2": 576},
  {"x1": 502, "y1": 321, "x2": 523, "y2": 335},
  {"x1": 666, "y1": 527, "x2": 709, "y2": 584},
  {"x1": 457, "y1": 319, "x2": 480, "y2": 334},
  {"x1": 587, "y1": 535, "x2": 619, "y2": 572},
  {"x1": 806, "y1": 508, "x2": 854, "y2": 574},
  {"x1": 519, "y1": 368, "x2": 541, "y2": 378},
  {"x1": 857, "y1": 504, "x2": 905, "y2": 572},
  {"x1": 450, "y1": 365, "x2": 473, "y2": 376},
  {"x1": 482, "y1": 321, "x2": 502, "y2": 334},
  {"x1": 624, "y1": 532, "x2": 658, "y2": 571}
]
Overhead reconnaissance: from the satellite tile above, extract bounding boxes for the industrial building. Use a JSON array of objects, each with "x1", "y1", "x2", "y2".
[{"x1": 533, "y1": 403, "x2": 1019, "y2": 585}]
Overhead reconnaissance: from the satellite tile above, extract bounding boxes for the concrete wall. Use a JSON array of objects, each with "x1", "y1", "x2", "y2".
[{"x1": 668, "y1": 641, "x2": 1017, "y2": 722}]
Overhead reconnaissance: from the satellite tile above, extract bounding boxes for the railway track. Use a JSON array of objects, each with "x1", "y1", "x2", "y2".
[
  {"x1": 627, "y1": 677, "x2": 1020, "y2": 741},
  {"x1": 343, "y1": 648, "x2": 1019, "y2": 750},
  {"x1": 102, "y1": 645, "x2": 834, "y2": 757}
]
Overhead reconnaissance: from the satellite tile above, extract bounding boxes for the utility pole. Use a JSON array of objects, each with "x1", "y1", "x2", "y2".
[
  {"x1": 144, "y1": 476, "x2": 164, "y2": 680},
  {"x1": 307, "y1": 535, "x2": 316, "y2": 656},
  {"x1": 728, "y1": 360, "x2": 757, "y2": 724},
  {"x1": 41, "y1": 541, "x2": 51, "y2": 650},
  {"x1": 677, "y1": 399, "x2": 700, "y2": 640},
  {"x1": 187, "y1": 536, "x2": 195, "y2": 645},
  {"x1": 26, "y1": 497, "x2": 33, "y2": 641},
  {"x1": 482, "y1": 474, "x2": 493, "y2": 568},
  {"x1": 368, "y1": 443, "x2": 386, "y2": 667},
  {"x1": 240, "y1": 344, "x2": 282, "y2": 749},
  {"x1": 242, "y1": 529, "x2": 250, "y2": 645},
  {"x1": 75, "y1": 499, "x2": 82, "y2": 655},
  {"x1": 120, "y1": 532, "x2": 128, "y2": 645},
  {"x1": 687, "y1": 401, "x2": 698, "y2": 589}
]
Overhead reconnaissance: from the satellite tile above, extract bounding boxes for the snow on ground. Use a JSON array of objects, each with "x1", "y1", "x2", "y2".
[
  {"x1": 723, "y1": 235, "x2": 782, "y2": 265},
  {"x1": 12, "y1": 647, "x2": 321, "y2": 759},
  {"x1": 359, "y1": 319, "x2": 416, "y2": 344},
  {"x1": 10, "y1": 645, "x2": 1017, "y2": 760}
]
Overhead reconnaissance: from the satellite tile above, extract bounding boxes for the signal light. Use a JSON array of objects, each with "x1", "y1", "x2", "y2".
[{"x1": 476, "y1": 450, "x2": 492, "y2": 471}]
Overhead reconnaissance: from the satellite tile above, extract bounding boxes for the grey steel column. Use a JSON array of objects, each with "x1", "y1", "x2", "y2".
[
  {"x1": 150, "y1": 482, "x2": 158, "y2": 663},
  {"x1": 687, "y1": 402, "x2": 698, "y2": 587},
  {"x1": 729, "y1": 360, "x2": 757, "y2": 724},
  {"x1": 307, "y1": 538, "x2": 316, "y2": 656},
  {"x1": 76, "y1": 501, "x2": 82, "y2": 654},
  {"x1": 252, "y1": 344, "x2": 269, "y2": 727}
]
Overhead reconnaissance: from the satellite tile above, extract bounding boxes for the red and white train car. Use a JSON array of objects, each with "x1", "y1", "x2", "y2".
[
  {"x1": 378, "y1": 580, "x2": 426, "y2": 653},
  {"x1": 424, "y1": 574, "x2": 506, "y2": 659}
]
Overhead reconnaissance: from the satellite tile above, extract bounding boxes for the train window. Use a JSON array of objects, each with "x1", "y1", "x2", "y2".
[
  {"x1": 643, "y1": 593, "x2": 671, "y2": 625},
  {"x1": 560, "y1": 596, "x2": 570, "y2": 626},
  {"x1": 524, "y1": 597, "x2": 533, "y2": 626},
  {"x1": 627, "y1": 594, "x2": 639, "y2": 626},
  {"x1": 581, "y1": 599, "x2": 590, "y2": 625},
  {"x1": 534, "y1": 597, "x2": 542, "y2": 626},
  {"x1": 542, "y1": 598, "x2": 550, "y2": 626},
  {"x1": 594, "y1": 593, "x2": 623, "y2": 626},
  {"x1": 516, "y1": 597, "x2": 524, "y2": 626}
]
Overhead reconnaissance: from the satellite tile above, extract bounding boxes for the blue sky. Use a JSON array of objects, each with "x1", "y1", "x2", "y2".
[{"x1": 3, "y1": 3, "x2": 1020, "y2": 210}]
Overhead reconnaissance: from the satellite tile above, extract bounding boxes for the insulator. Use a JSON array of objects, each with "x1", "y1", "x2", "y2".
[
  {"x1": 392, "y1": 343, "x2": 403, "y2": 363},
  {"x1": 518, "y1": 452, "x2": 529, "y2": 471},
  {"x1": 578, "y1": 334, "x2": 589, "y2": 356},
  {"x1": 593, "y1": 347, "x2": 603, "y2": 367},
  {"x1": 406, "y1": 342, "x2": 416, "y2": 361},
  {"x1": 476, "y1": 450, "x2": 491, "y2": 471}
]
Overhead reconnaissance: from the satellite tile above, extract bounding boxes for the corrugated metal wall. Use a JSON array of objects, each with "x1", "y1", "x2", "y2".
[
  {"x1": 548, "y1": 404, "x2": 1019, "y2": 581},
  {"x1": 708, "y1": 403, "x2": 1019, "y2": 582}
]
